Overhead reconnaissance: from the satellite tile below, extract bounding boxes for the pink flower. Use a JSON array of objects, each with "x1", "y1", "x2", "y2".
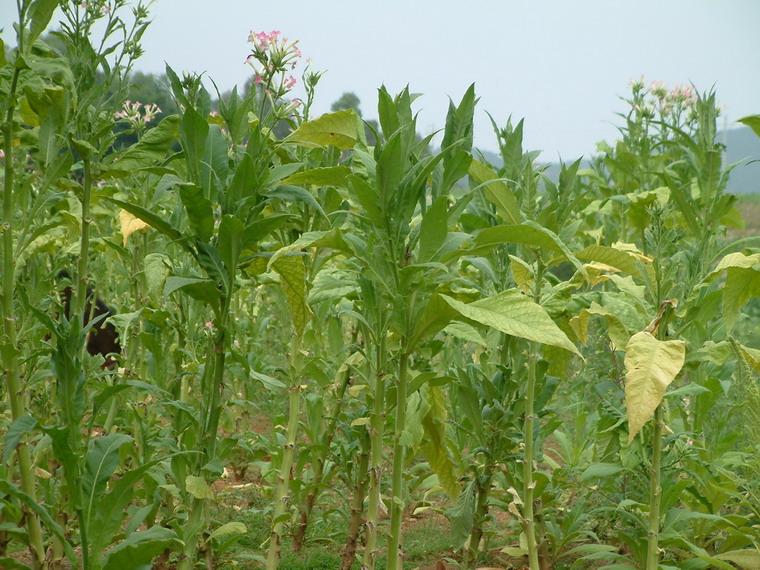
[
  {"x1": 254, "y1": 74, "x2": 264, "y2": 85},
  {"x1": 284, "y1": 75, "x2": 297, "y2": 90}
]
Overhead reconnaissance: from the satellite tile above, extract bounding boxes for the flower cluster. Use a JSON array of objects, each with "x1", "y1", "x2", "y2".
[
  {"x1": 628, "y1": 77, "x2": 699, "y2": 121},
  {"x1": 245, "y1": 29, "x2": 303, "y2": 101},
  {"x1": 114, "y1": 100, "x2": 161, "y2": 129}
]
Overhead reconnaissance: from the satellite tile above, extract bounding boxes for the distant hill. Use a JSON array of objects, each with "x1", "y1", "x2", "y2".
[{"x1": 477, "y1": 126, "x2": 760, "y2": 195}]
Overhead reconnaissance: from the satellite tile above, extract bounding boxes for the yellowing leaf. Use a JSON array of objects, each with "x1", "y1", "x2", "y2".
[
  {"x1": 509, "y1": 255, "x2": 534, "y2": 293},
  {"x1": 285, "y1": 109, "x2": 360, "y2": 149},
  {"x1": 119, "y1": 209, "x2": 150, "y2": 246},
  {"x1": 441, "y1": 290, "x2": 581, "y2": 356},
  {"x1": 624, "y1": 331, "x2": 686, "y2": 442}
]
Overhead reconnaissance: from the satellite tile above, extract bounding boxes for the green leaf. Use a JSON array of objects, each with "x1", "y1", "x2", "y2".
[
  {"x1": 83, "y1": 434, "x2": 133, "y2": 528},
  {"x1": 2, "y1": 415, "x2": 37, "y2": 464},
  {"x1": 271, "y1": 255, "x2": 310, "y2": 338},
  {"x1": 469, "y1": 158, "x2": 521, "y2": 224},
  {"x1": 281, "y1": 166, "x2": 351, "y2": 187},
  {"x1": 200, "y1": 124, "x2": 229, "y2": 197},
  {"x1": 104, "y1": 116, "x2": 180, "y2": 175},
  {"x1": 218, "y1": 214, "x2": 244, "y2": 276},
  {"x1": 580, "y1": 463, "x2": 624, "y2": 481},
  {"x1": 473, "y1": 221, "x2": 584, "y2": 273},
  {"x1": 738, "y1": 115, "x2": 760, "y2": 138},
  {"x1": 89, "y1": 459, "x2": 164, "y2": 555},
  {"x1": 101, "y1": 526, "x2": 182, "y2": 570},
  {"x1": 209, "y1": 521, "x2": 247, "y2": 542},
  {"x1": 242, "y1": 214, "x2": 296, "y2": 247},
  {"x1": 164, "y1": 276, "x2": 220, "y2": 306},
  {"x1": 185, "y1": 475, "x2": 213, "y2": 500},
  {"x1": 28, "y1": 0, "x2": 60, "y2": 46},
  {"x1": 285, "y1": 109, "x2": 360, "y2": 149},
  {"x1": 715, "y1": 548, "x2": 760, "y2": 569},
  {"x1": 418, "y1": 196, "x2": 449, "y2": 262},
  {"x1": 624, "y1": 331, "x2": 686, "y2": 442},
  {"x1": 441, "y1": 290, "x2": 581, "y2": 355},
  {"x1": 144, "y1": 253, "x2": 172, "y2": 300},
  {"x1": 447, "y1": 479, "x2": 476, "y2": 547},
  {"x1": 179, "y1": 185, "x2": 214, "y2": 242}
]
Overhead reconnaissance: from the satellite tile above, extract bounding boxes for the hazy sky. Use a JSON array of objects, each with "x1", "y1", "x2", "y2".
[{"x1": 2, "y1": 1, "x2": 759, "y2": 158}]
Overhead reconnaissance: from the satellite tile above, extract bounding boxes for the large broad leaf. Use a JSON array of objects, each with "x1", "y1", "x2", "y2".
[
  {"x1": 82, "y1": 434, "x2": 133, "y2": 527},
  {"x1": 439, "y1": 290, "x2": 581, "y2": 355},
  {"x1": 101, "y1": 526, "x2": 182, "y2": 570},
  {"x1": 104, "y1": 116, "x2": 180, "y2": 176},
  {"x1": 164, "y1": 276, "x2": 220, "y2": 306},
  {"x1": 624, "y1": 331, "x2": 686, "y2": 442},
  {"x1": 715, "y1": 548, "x2": 760, "y2": 569},
  {"x1": 281, "y1": 166, "x2": 351, "y2": 187},
  {"x1": 271, "y1": 255, "x2": 310, "y2": 338},
  {"x1": 472, "y1": 221, "x2": 584, "y2": 273},
  {"x1": 468, "y1": 158, "x2": 520, "y2": 224},
  {"x1": 144, "y1": 253, "x2": 172, "y2": 300},
  {"x1": 285, "y1": 109, "x2": 360, "y2": 149},
  {"x1": 576, "y1": 244, "x2": 651, "y2": 276}
]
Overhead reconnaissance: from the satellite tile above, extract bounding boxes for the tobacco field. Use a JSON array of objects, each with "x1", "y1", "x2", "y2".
[{"x1": 1, "y1": 1, "x2": 759, "y2": 569}]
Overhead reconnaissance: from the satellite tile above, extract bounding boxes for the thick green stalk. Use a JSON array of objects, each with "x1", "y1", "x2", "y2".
[
  {"x1": 2, "y1": 65, "x2": 46, "y2": 570},
  {"x1": 266, "y1": 384, "x2": 303, "y2": 569},
  {"x1": 362, "y1": 336, "x2": 386, "y2": 569},
  {"x1": 387, "y1": 349, "x2": 409, "y2": 570},
  {"x1": 523, "y1": 261, "x2": 544, "y2": 570},
  {"x1": 646, "y1": 401, "x2": 664, "y2": 568}
]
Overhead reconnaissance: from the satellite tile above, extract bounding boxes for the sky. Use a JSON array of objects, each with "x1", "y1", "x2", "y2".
[{"x1": 2, "y1": 0, "x2": 759, "y2": 159}]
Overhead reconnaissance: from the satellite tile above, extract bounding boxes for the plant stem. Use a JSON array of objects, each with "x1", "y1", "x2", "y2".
[
  {"x1": 523, "y1": 260, "x2": 544, "y2": 570},
  {"x1": 341, "y1": 431, "x2": 370, "y2": 570},
  {"x1": 2, "y1": 65, "x2": 46, "y2": 570},
  {"x1": 523, "y1": 340, "x2": 540, "y2": 570},
  {"x1": 266, "y1": 383, "x2": 303, "y2": 570},
  {"x1": 387, "y1": 348, "x2": 409, "y2": 570},
  {"x1": 465, "y1": 467, "x2": 493, "y2": 567},
  {"x1": 362, "y1": 335, "x2": 386, "y2": 569},
  {"x1": 646, "y1": 403, "x2": 664, "y2": 569}
]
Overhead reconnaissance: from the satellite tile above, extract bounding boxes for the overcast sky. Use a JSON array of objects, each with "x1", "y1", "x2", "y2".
[{"x1": 2, "y1": 1, "x2": 759, "y2": 159}]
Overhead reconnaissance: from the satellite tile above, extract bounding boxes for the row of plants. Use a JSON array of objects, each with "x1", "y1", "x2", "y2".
[{"x1": 1, "y1": 1, "x2": 759, "y2": 569}]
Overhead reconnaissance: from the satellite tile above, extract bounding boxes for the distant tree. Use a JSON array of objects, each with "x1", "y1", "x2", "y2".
[
  {"x1": 331, "y1": 91, "x2": 362, "y2": 116},
  {"x1": 125, "y1": 72, "x2": 176, "y2": 118}
]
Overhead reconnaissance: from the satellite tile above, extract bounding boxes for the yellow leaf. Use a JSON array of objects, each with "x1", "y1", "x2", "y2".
[
  {"x1": 624, "y1": 331, "x2": 686, "y2": 442},
  {"x1": 119, "y1": 209, "x2": 150, "y2": 246}
]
